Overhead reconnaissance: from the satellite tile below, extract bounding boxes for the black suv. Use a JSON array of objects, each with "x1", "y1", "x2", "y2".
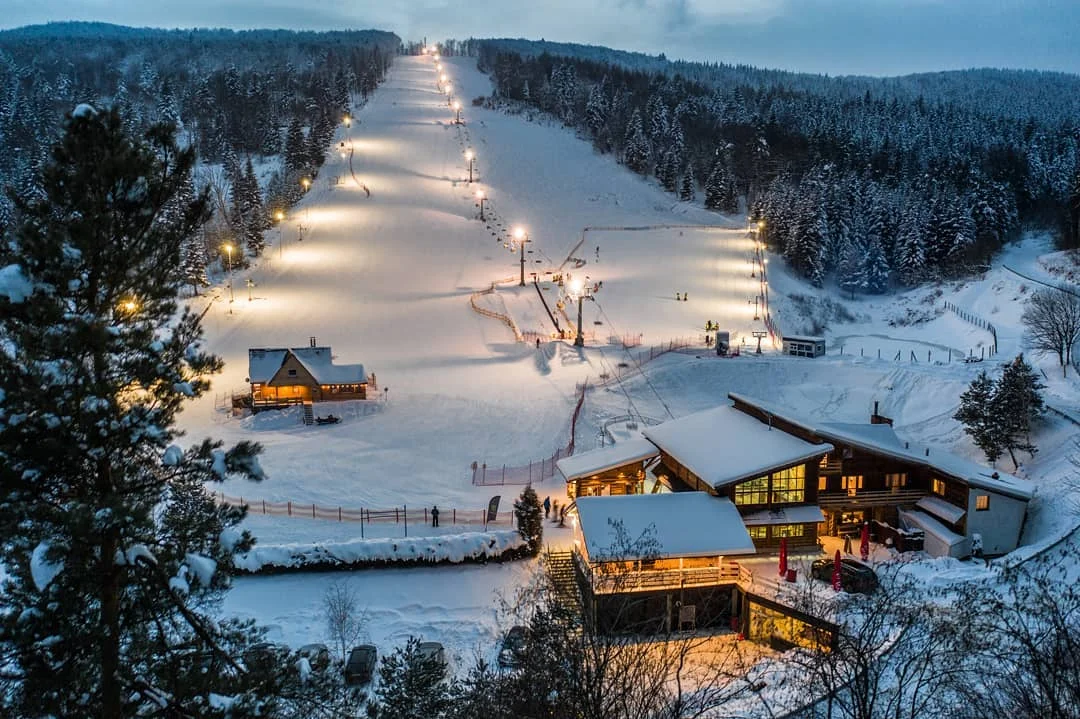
[
  {"x1": 811, "y1": 557, "x2": 878, "y2": 593},
  {"x1": 345, "y1": 644, "x2": 378, "y2": 685}
]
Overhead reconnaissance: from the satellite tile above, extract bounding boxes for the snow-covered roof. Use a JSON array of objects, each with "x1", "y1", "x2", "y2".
[
  {"x1": 782, "y1": 335, "x2": 825, "y2": 342},
  {"x1": 642, "y1": 405, "x2": 832, "y2": 490},
  {"x1": 916, "y1": 496, "x2": 966, "y2": 525},
  {"x1": 741, "y1": 505, "x2": 825, "y2": 526},
  {"x1": 899, "y1": 509, "x2": 966, "y2": 549},
  {"x1": 574, "y1": 493, "x2": 757, "y2": 560},
  {"x1": 291, "y1": 347, "x2": 366, "y2": 384},
  {"x1": 728, "y1": 393, "x2": 1034, "y2": 501},
  {"x1": 556, "y1": 438, "x2": 659, "y2": 482},
  {"x1": 248, "y1": 349, "x2": 288, "y2": 383},
  {"x1": 247, "y1": 347, "x2": 367, "y2": 385}
]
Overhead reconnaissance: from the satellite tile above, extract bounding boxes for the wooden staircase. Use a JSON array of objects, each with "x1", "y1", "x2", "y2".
[
  {"x1": 302, "y1": 401, "x2": 315, "y2": 426},
  {"x1": 545, "y1": 551, "x2": 581, "y2": 608}
]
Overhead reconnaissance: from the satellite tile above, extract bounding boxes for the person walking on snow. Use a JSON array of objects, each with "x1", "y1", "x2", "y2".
[
  {"x1": 543, "y1": 496, "x2": 551, "y2": 519},
  {"x1": 431, "y1": 506, "x2": 440, "y2": 528}
]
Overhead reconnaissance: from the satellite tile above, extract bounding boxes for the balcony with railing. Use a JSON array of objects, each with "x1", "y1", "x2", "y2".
[
  {"x1": 576, "y1": 553, "x2": 744, "y2": 595},
  {"x1": 818, "y1": 487, "x2": 926, "y2": 509}
]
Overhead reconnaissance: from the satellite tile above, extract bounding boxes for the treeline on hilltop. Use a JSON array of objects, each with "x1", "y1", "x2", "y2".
[
  {"x1": 474, "y1": 39, "x2": 1080, "y2": 294},
  {"x1": 0, "y1": 22, "x2": 398, "y2": 284}
]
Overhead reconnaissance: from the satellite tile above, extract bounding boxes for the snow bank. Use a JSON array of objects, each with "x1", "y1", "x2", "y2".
[
  {"x1": 233, "y1": 529, "x2": 527, "y2": 574},
  {"x1": 0, "y1": 264, "x2": 33, "y2": 303}
]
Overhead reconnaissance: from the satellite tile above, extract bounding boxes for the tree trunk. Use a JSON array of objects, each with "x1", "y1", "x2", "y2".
[{"x1": 1008, "y1": 447, "x2": 1019, "y2": 471}]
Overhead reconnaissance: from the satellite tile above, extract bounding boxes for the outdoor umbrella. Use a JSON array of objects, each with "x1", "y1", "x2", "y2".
[
  {"x1": 778, "y1": 537, "x2": 788, "y2": 576},
  {"x1": 860, "y1": 522, "x2": 870, "y2": 561},
  {"x1": 832, "y1": 549, "x2": 842, "y2": 592}
]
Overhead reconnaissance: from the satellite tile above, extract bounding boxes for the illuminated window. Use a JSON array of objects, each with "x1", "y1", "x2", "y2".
[
  {"x1": 841, "y1": 475, "x2": 863, "y2": 496},
  {"x1": 885, "y1": 473, "x2": 907, "y2": 488},
  {"x1": 771, "y1": 466, "x2": 806, "y2": 504},
  {"x1": 734, "y1": 476, "x2": 770, "y2": 506},
  {"x1": 818, "y1": 476, "x2": 828, "y2": 491},
  {"x1": 975, "y1": 495, "x2": 990, "y2": 511},
  {"x1": 747, "y1": 525, "x2": 767, "y2": 539},
  {"x1": 773, "y1": 524, "x2": 805, "y2": 538},
  {"x1": 932, "y1": 478, "x2": 946, "y2": 496}
]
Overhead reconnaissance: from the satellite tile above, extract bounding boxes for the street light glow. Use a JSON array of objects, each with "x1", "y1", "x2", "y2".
[
  {"x1": 569, "y1": 279, "x2": 583, "y2": 297},
  {"x1": 475, "y1": 190, "x2": 485, "y2": 200},
  {"x1": 453, "y1": 100, "x2": 461, "y2": 110},
  {"x1": 464, "y1": 149, "x2": 474, "y2": 161},
  {"x1": 513, "y1": 226, "x2": 526, "y2": 240},
  {"x1": 274, "y1": 210, "x2": 285, "y2": 222},
  {"x1": 440, "y1": 73, "x2": 448, "y2": 83},
  {"x1": 301, "y1": 177, "x2": 311, "y2": 190}
]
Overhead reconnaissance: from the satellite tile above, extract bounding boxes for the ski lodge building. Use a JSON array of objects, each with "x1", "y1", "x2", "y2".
[
  {"x1": 558, "y1": 393, "x2": 1032, "y2": 635},
  {"x1": 246, "y1": 340, "x2": 370, "y2": 410}
]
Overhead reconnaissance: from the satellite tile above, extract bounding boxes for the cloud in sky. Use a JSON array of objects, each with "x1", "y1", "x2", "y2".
[{"x1": 4, "y1": 0, "x2": 1079, "y2": 76}]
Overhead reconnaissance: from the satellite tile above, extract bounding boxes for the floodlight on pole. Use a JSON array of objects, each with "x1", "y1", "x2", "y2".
[
  {"x1": 453, "y1": 100, "x2": 462, "y2": 124},
  {"x1": 464, "y1": 149, "x2": 475, "y2": 183},
  {"x1": 475, "y1": 190, "x2": 486, "y2": 220},
  {"x1": 274, "y1": 210, "x2": 285, "y2": 258},
  {"x1": 513, "y1": 226, "x2": 531, "y2": 286},
  {"x1": 567, "y1": 278, "x2": 596, "y2": 347}
]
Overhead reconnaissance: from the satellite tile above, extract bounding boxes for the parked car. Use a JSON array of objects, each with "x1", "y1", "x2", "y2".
[
  {"x1": 345, "y1": 644, "x2": 378, "y2": 685},
  {"x1": 298, "y1": 643, "x2": 331, "y2": 669},
  {"x1": 242, "y1": 642, "x2": 286, "y2": 675},
  {"x1": 416, "y1": 641, "x2": 447, "y2": 673},
  {"x1": 811, "y1": 557, "x2": 879, "y2": 593},
  {"x1": 497, "y1": 626, "x2": 528, "y2": 669}
]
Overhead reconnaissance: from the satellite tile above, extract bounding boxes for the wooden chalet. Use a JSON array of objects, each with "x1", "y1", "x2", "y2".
[
  {"x1": 572, "y1": 493, "x2": 754, "y2": 634},
  {"x1": 247, "y1": 340, "x2": 368, "y2": 411},
  {"x1": 728, "y1": 393, "x2": 1033, "y2": 557},
  {"x1": 641, "y1": 405, "x2": 834, "y2": 552}
]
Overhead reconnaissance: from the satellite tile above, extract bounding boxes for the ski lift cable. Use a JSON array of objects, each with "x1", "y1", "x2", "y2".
[{"x1": 594, "y1": 302, "x2": 675, "y2": 421}]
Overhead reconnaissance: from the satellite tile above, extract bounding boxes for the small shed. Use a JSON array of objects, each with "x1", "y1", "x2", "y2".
[{"x1": 782, "y1": 335, "x2": 826, "y2": 358}]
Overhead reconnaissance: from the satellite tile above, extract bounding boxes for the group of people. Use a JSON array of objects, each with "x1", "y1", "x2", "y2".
[
  {"x1": 675, "y1": 292, "x2": 689, "y2": 301},
  {"x1": 542, "y1": 496, "x2": 568, "y2": 526}
]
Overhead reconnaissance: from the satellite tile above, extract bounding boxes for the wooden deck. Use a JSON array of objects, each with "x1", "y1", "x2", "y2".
[{"x1": 818, "y1": 488, "x2": 925, "y2": 509}]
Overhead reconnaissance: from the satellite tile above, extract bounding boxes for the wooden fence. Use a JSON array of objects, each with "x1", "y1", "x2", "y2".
[
  {"x1": 944, "y1": 300, "x2": 997, "y2": 356},
  {"x1": 216, "y1": 492, "x2": 513, "y2": 534},
  {"x1": 469, "y1": 277, "x2": 524, "y2": 342},
  {"x1": 594, "y1": 337, "x2": 697, "y2": 387}
]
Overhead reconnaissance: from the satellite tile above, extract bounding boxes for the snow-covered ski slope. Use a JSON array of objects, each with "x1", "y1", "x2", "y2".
[
  {"x1": 180, "y1": 55, "x2": 767, "y2": 514},
  {"x1": 183, "y1": 55, "x2": 1079, "y2": 552}
]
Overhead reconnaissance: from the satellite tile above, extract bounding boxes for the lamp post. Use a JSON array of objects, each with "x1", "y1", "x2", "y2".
[
  {"x1": 222, "y1": 243, "x2": 235, "y2": 312},
  {"x1": 513, "y1": 226, "x2": 531, "y2": 286},
  {"x1": 453, "y1": 100, "x2": 462, "y2": 124},
  {"x1": 464, "y1": 150, "x2": 475, "y2": 183},
  {"x1": 344, "y1": 114, "x2": 352, "y2": 128},
  {"x1": 439, "y1": 73, "x2": 447, "y2": 90},
  {"x1": 568, "y1": 279, "x2": 596, "y2": 348},
  {"x1": 275, "y1": 210, "x2": 285, "y2": 258},
  {"x1": 444, "y1": 84, "x2": 453, "y2": 105},
  {"x1": 301, "y1": 177, "x2": 311, "y2": 192},
  {"x1": 475, "y1": 190, "x2": 486, "y2": 220},
  {"x1": 246, "y1": 278, "x2": 254, "y2": 301}
]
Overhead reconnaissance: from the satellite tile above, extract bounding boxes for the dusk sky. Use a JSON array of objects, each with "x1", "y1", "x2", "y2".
[{"x1": 5, "y1": 0, "x2": 1079, "y2": 77}]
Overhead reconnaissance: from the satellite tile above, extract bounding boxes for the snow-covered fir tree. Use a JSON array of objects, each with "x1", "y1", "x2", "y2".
[
  {"x1": 623, "y1": 109, "x2": 650, "y2": 174},
  {"x1": 860, "y1": 237, "x2": 891, "y2": 294},
  {"x1": 514, "y1": 485, "x2": 544, "y2": 556},
  {"x1": 679, "y1": 163, "x2": 695, "y2": 201},
  {"x1": 0, "y1": 107, "x2": 301, "y2": 717}
]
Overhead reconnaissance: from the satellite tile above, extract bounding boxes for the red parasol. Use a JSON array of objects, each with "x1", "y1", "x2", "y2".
[
  {"x1": 778, "y1": 537, "x2": 788, "y2": 576},
  {"x1": 860, "y1": 522, "x2": 870, "y2": 561},
  {"x1": 832, "y1": 549, "x2": 842, "y2": 592}
]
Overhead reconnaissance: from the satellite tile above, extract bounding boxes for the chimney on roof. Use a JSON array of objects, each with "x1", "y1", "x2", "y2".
[
  {"x1": 992, "y1": 472, "x2": 1000, "y2": 479},
  {"x1": 310, "y1": 336, "x2": 317, "y2": 347},
  {"x1": 925, "y1": 448, "x2": 930, "y2": 457},
  {"x1": 905, "y1": 441, "x2": 909, "y2": 449},
  {"x1": 870, "y1": 401, "x2": 894, "y2": 426}
]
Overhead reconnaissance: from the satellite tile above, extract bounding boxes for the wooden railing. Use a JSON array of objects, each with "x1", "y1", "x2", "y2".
[
  {"x1": 818, "y1": 488, "x2": 926, "y2": 508},
  {"x1": 585, "y1": 561, "x2": 743, "y2": 594}
]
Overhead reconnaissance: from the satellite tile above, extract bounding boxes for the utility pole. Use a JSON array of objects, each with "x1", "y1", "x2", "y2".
[{"x1": 752, "y1": 330, "x2": 767, "y2": 355}]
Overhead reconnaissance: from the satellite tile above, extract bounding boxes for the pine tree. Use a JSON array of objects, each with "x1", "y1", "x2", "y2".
[
  {"x1": 284, "y1": 117, "x2": 307, "y2": 173},
  {"x1": 860, "y1": 237, "x2": 891, "y2": 294},
  {"x1": 679, "y1": 163, "x2": 695, "y2": 201},
  {"x1": 838, "y1": 237, "x2": 863, "y2": 299},
  {"x1": 0, "y1": 107, "x2": 284, "y2": 716},
  {"x1": 895, "y1": 208, "x2": 927, "y2": 285},
  {"x1": 371, "y1": 637, "x2": 452, "y2": 719},
  {"x1": 954, "y1": 371, "x2": 1002, "y2": 465},
  {"x1": 623, "y1": 109, "x2": 649, "y2": 175},
  {"x1": 514, "y1": 486, "x2": 543, "y2": 556},
  {"x1": 993, "y1": 354, "x2": 1045, "y2": 469}
]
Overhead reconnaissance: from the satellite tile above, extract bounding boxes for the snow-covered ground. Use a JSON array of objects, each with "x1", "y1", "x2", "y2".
[{"x1": 179, "y1": 55, "x2": 1080, "y2": 660}]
